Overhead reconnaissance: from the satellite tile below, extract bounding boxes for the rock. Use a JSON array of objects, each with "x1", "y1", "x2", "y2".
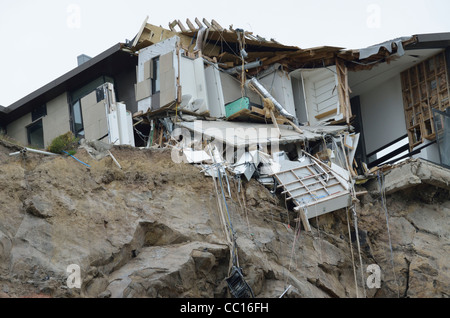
[
  {"x1": 98, "y1": 290, "x2": 111, "y2": 298},
  {"x1": 191, "y1": 249, "x2": 216, "y2": 276},
  {"x1": 0, "y1": 230, "x2": 12, "y2": 261},
  {"x1": 24, "y1": 197, "x2": 53, "y2": 219},
  {"x1": 0, "y1": 292, "x2": 10, "y2": 298},
  {"x1": 0, "y1": 147, "x2": 448, "y2": 299}
]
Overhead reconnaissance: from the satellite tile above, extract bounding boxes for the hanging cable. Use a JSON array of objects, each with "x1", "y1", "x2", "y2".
[
  {"x1": 377, "y1": 171, "x2": 401, "y2": 298},
  {"x1": 352, "y1": 204, "x2": 367, "y2": 298},
  {"x1": 346, "y1": 207, "x2": 359, "y2": 298}
]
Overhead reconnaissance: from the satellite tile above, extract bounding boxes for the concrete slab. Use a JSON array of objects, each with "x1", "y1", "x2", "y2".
[{"x1": 367, "y1": 158, "x2": 450, "y2": 195}]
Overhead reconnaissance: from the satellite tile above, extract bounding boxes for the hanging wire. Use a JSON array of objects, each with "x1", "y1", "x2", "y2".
[
  {"x1": 346, "y1": 206, "x2": 360, "y2": 298},
  {"x1": 352, "y1": 204, "x2": 367, "y2": 298},
  {"x1": 377, "y1": 170, "x2": 401, "y2": 298}
]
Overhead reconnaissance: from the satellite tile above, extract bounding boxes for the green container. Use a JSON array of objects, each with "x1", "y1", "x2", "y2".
[{"x1": 225, "y1": 97, "x2": 250, "y2": 118}]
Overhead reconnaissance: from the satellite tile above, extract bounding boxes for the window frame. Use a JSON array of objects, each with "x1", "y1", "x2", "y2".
[
  {"x1": 152, "y1": 56, "x2": 160, "y2": 94},
  {"x1": 26, "y1": 118, "x2": 44, "y2": 149}
]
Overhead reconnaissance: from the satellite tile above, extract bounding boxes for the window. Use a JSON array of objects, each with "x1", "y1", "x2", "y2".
[
  {"x1": 27, "y1": 119, "x2": 44, "y2": 149},
  {"x1": 152, "y1": 57, "x2": 160, "y2": 94},
  {"x1": 71, "y1": 100, "x2": 85, "y2": 138},
  {"x1": 32, "y1": 104, "x2": 47, "y2": 122},
  {"x1": 69, "y1": 76, "x2": 114, "y2": 138},
  {"x1": 433, "y1": 108, "x2": 450, "y2": 168}
]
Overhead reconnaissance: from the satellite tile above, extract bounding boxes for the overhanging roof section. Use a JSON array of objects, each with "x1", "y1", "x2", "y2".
[
  {"x1": 405, "y1": 32, "x2": 450, "y2": 50},
  {"x1": 3, "y1": 43, "x2": 137, "y2": 124}
]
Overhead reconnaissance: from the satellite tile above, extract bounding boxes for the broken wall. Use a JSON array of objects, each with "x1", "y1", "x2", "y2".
[
  {"x1": 115, "y1": 67, "x2": 138, "y2": 115},
  {"x1": 359, "y1": 75, "x2": 407, "y2": 155},
  {"x1": 136, "y1": 36, "x2": 179, "y2": 113}
]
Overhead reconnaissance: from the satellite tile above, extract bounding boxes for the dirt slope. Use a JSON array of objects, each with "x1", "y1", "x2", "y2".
[{"x1": 0, "y1": 140, "x2": 448, "y2": 298}]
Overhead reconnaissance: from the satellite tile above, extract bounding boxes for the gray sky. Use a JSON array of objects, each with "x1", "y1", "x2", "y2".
[{"x1": 1, "y1": 0, "x2": 450, "y2": 106}]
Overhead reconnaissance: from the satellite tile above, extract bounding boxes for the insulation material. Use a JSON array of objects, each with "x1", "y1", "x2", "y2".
[
  {"x1": 135, "y1": 79, "x2": 152, "y2": 101},
  {"x1": 137, "y1": 36, "x2": 179, "y2": 113},
  {"x1": 144, "y1": 60, "x2": 153, "y2": 80},
  {"x1": 159, "y1": 51, "x2": 177, "y2": 108},
  {"x1": 359, "y1": 37, "x2": 411, "y2": 59}
]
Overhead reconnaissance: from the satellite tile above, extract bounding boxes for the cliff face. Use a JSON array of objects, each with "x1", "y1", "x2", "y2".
[{"x1": 0, "y1": 141, "x2": 448, "y2": 298}]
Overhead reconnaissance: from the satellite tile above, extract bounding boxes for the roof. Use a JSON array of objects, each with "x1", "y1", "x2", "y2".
[
  {"x1": 128, "y1": 18, "x2": 424, "y2": 73},
  {"x1": 2, "y1": 14, "x2": 450, "y2": 128},
  {"x1": 406, "y1": 32, "x2": 450, "y2": 50},
  {"x1": 0, "y1": 43, "x2": 137, "y2": 126}
]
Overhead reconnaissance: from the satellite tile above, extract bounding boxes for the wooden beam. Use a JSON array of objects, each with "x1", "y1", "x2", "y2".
[
  {"x1": 186, "y1": 18, "x2": 197, "y2": 32},
  {"x1": 131, "y1": 16, "x2": 149, "y2": 48},
  {"x1": 168, "y1": 20, "x2": 178, "y2": 32},
  {"x1": 211, "y1": 19, "x2": 223, "y2": 31},
  {"x1": 195, "y1": 18, "x2": 204, "y2": 28},
  {"x1": 294, "y1": 206, "x2": 311, "y2": 232},
  {"x1": 315, "y1": 108, "x2": 338, "y2": 120},
  {"x1": 270, "y1": 110, "x2": 282, "y2": 139},
  {"x1": 263, "y1": 54, "x2": 288, "y2": 66},
  {"x1": 202, "y1": 18, "x2": 212, "y2": 29},
  {"x1": 177, "y1": 20, "x2": 188, "y2": 33},
  {"x1": 285, "y1": 119, "x2": 304, "y2": 134}
]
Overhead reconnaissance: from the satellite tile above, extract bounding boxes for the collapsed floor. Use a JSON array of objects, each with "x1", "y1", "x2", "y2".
[{"x1": 0, "y1": 138, "x2": 448, "y2": 298}]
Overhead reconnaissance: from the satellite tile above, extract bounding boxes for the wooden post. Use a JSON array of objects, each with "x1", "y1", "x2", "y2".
[{"x1": 294, "y1": 206, "x2": 311, "y2": 232}]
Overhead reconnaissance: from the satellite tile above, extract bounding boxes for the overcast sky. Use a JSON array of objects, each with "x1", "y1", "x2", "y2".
[{"x1": 1, "y1": 0, "x2": 450, "y2": 106}]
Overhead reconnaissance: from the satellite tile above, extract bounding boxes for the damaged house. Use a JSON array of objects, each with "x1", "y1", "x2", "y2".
[{"x1": 1, "y1": 18, "x2": 449, "y2": 232}]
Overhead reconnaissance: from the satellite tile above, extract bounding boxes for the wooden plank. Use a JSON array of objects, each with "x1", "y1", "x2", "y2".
[
  {"x1": 269, "y1": 110, "x2": 281, "y2": 138},
  {"x1": 131, "y1": 16, "x2": 149, "y2": 48},
  {"x1": 315, "y1": 108, "x2": 338, "y2": 120},
  {"x1": 285, "y1": 119, "x2": 304, "y2": 134},
  {"x1": 294, "y1": 206, "x2": 311, "y2": 232},
  {"x1": 227, "y1": 108, "x2": 251, "y2": 121},
  {"x1": 263, "y1": 54, "x2": 288, "y2": 66}
]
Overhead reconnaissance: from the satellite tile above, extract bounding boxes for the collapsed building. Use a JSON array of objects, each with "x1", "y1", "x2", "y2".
[{"x1": 0, "y1": 17, "x2": 449, "y2": 297}]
